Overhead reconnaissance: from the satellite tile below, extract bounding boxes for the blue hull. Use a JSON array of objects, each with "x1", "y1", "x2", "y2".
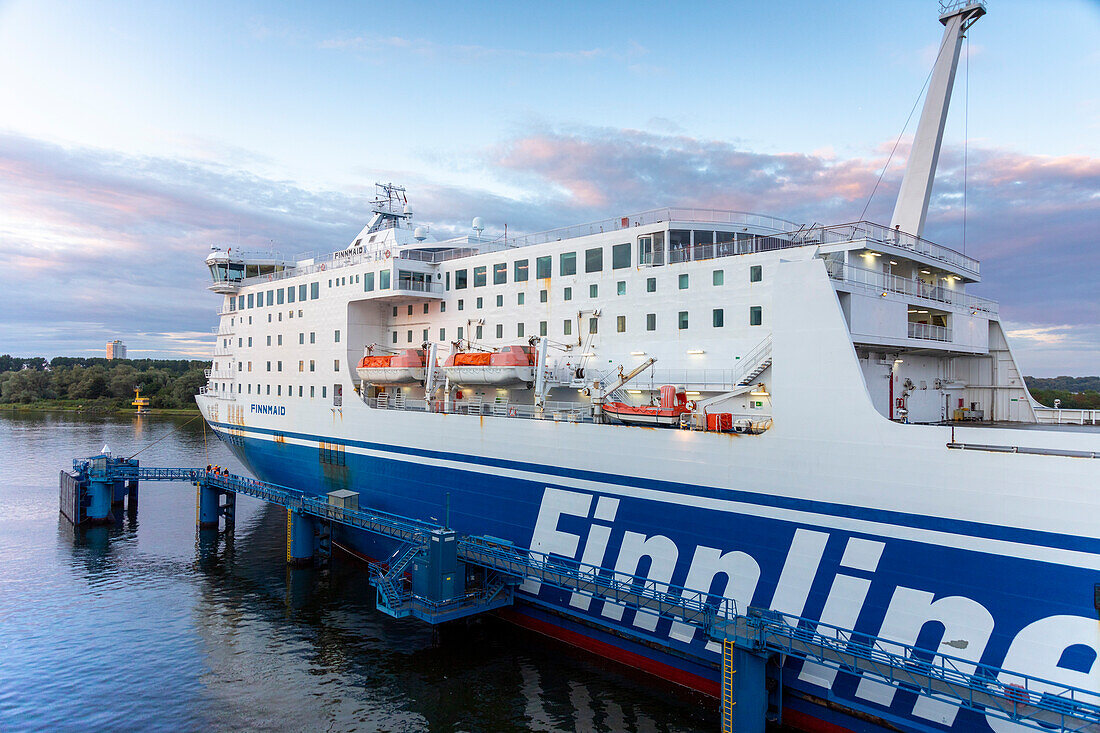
[{"x1": 214, "y1": 422, "x2": 1097, "y2": 733}]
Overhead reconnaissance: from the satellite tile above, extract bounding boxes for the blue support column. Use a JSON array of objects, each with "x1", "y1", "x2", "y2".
[
  {"x1": 125, "y1": 479, "x2": 139, "y2": 507},
  {"x1": 197, "y1": 482, "x2": 220, "y2": 529},
  {"x1": 286, "y1": 511, "x2": 315, "y2": 566},
  {"x1": 112, "y1": 478, "x2": 126, "y2": 508},
  {"x1": 87, "y1": 478, "x2": 114, "y2": 524},
  {"x1": 721, "y1": 640, "x2": 767, "y2": 733}
]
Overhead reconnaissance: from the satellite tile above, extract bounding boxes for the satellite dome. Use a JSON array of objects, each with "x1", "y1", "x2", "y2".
[
  {"x1": 403, "y1": 203, "x2": 413, "y2": 216},
  {"x1": 414, "y1": 226, "x2": 427, "y2": 242}
]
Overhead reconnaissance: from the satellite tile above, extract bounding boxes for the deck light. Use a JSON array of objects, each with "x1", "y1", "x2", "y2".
[
  {"x1": 686, "y1": 349, "x2": 705, "y2": 355},
  {"x1": 686, "y1": 391, "x2": 701, "y2": 396},
  {"x1": 580, "y1": 352, "x2": 595, "y2": 357},
  {"x1": 627, "y1": 390, "x2": 643, "y2": 394},
  {"x1": 889, "y1": 260, "x2": 899, "y2": 265},
  {"x1": 918, "y1": 310, "x2": 929, "y2": 314},
  {"x1": 750, "y1": 389, "x2": 769, "y2": 397},
  {"x1": 920, "y1": 269, "x2": 931, "y2": 274},
  {"x1": 630, "y1": 351, "x2": 646, "y2": 356}
]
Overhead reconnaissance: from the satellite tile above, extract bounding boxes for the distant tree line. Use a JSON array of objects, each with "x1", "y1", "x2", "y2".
[
  {"x1": 0, "y1": 355, "x2": 210, "y2": 410},
  {"x1": 1024, "y1": 376, "x2": 1100, "y2": 410}
]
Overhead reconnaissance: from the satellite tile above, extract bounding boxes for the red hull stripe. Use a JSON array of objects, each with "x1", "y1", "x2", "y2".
[{"x1": 783, "y1": 708, "x2": 858, "y2": 733}]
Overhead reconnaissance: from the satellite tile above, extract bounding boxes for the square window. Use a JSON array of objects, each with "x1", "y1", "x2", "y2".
[
  {"x1": 560, "y1": 251, "x2": 576, "y2": 276},
  {"x1": 585, "y1": 247, "x2": 603, "y2": 273},
  {"x1": 646, "y1": 277, "x2": 656, "y2": 293},
  {"x1": 496, "y1": 324, "x2": 503, "y2": 338},
  {"x1": 539, "y1": 289, "x2": 548, "y2": 303},
  {"x1": 588, "y1": 317, "x2": 598, "y2": 334},
  {"x1": 311, "y1": 282, "x2": 320, "y2": 299},
  {"x1": 493, "y1": 262, "x2": 507, "y2": 285},
  {"x1": 750, "y1": 306, "x2": 763, "y2": 326},
  {"x1": 713, "y1": 308, "x2": 724, "y2": 327},
  {"x1": 616, "y1": 281, "x2": 626, "y2": 296},
  {"x1": 678, "y1": 311, "x2": 689, "y2": 329},
  {"x1": 457, "y1": 269, "x2": 470, "y2": 289},
  {"x1": 539, "y1": 321, "x2": 547, "y2": 337},
  {"x1": 514, "y1": 259, "x2": 529, "y2": 281},
  {"x1": 616, "y1": 315, "x2": 626, "y2": 332},
  {"x1": 536, "y1": 256, "x2": 552, "y2": 279},
  {"x1": 612, "y1": 242, "x2": 630, "y2": 269},
  {"x1": 517, "y1": 292, "x2": 525, "y2": 305},
  {"x1": 517, "y1": 322, "x2": 524, "y2": 337},
  {"x1": 589, "y1": 284, "x2": 598, "y2": 298},
  {"x1": 563, "y1": 319, "x2": 572, "y2": 336},
  {"x1": 713, "y1": 270, "x2": 724, "y2": 286},
  {"x1": 380, "y1": 270, "x2": 391, "y2": 290},
  {"x1": 679, "y1": 274, "x2": 689, "y2": 289},
  {"x1": 476, "y1": 297, "x2": 483, "y2": 309},
  {"x1": 564, "y1": 287, "x2": 572, "y2": 301},
  {"x1": 750, "y1": 265, "x2": 762, "y2": 282},
  {"x1": 473, "y1": 266, "x2": 487, "y2": 287},
  {"x1": 496, "y1": 294, "x2": 503, "y2": 307}
]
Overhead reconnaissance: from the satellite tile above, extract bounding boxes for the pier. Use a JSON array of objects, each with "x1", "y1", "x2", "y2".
[{"x1": 61, "y1": 454, "x2": 1100, "y2": 733}]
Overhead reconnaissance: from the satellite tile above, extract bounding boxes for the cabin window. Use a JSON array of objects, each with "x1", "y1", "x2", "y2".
[
  {"x1": 266, "y1": 385, "x2": 270, "y2": 395},
  {"x1": 458, "y1": 326, "x2": 464, "y2": 340},
  {"x1": 299, "y1": 333, "x2": 304, "y2": 344},
  {"x1": 364, "y1": 272, "x2": 375, "y2": 291},
  {"x1": 585, "y1": 247, "x2": 603, "y2": 273},
  {"x1": 517, "y1": 292, "x2": 525, "y2": 305},
  {"x1": 407, "y1": 330, "x2": 413, "y2": 343},
  {"x1": 560, "y1": 252, "x2": 576, "y2": 276},
  {"x1": 248, "y1": 337, "x2": 253, "y2": 347},
  {"x1": 334, "y1": 359, "x2": 340, "y2": 371},
  {"x1": 646, "y1": 277, "x2": 656, "y2": 293},
  {"x1": 589, "y1": 317, "x2": 598, "y2": 334},
  {"x1": 238, "y1": 295, "x2": 244, "y2": 310},
  {"x1": 299, "y1": 284, "x2": 307, "y2": 301},
  {"x1": 277, "y1": 361, "x2": 283, "y2": 372},
  {"x1": 423, "y1": 303, "x2": 429, "y2": 314},
  {"x1": 287, "y1": 286, "x2": 295, "y2": 303},
  {"x1": 713, "y1": 309, "x2": 724, "y2": 327},
  {"x1": 248, "y1": 294, "x2": 254, "y2": 308},
  {"x1": 493, "y1": 263, "x2": 507, "y2": 285},
  {"x1": 407, "y1": 305, "x2": 413, "y2": 316},
  {"x1": 617, "y1": 281, "x2": 626, "y2": 296},
  {"x1": 713, "y1": 270, "x2": 724, "y2": 286},
  {"x1": 439, "y1": 328, "x2": 446, "y2": 341},
  {"x1": 310, "y1": 332, "x2": 316, "y2": 344},
  {"x1": 393, "y1": 306, "x2": 398, "y2": 317},
  {"x1": 311, "y1": 282, "x2": 320, "y2": 299},
  {"x1": 517, "y1": 322, "x2": 525, "y2": 337},
  {"x1": 496, "y1": 324, "x2": 503, "y2": 338},
  {"x1": 422, "y1": 328, "x2": 428, "y2": 342},
  {"x1": 299, "y1": 360, "x2": 304, "y2": 372},
  {"x1": 536, "y1": 256, "x2": 551, "y2": 279},
  {"x1": 679, "y1": 274, "x2": 689, "y2": 289},
  {"x1": 392, "y1": 332, "x2": 398, "y2": 343},
  {"x1": 440, "y1": 301, "x2": 446, "y2": 312},
  {"x1": 563, "y1": 320, "x2": 572, "y2": 336},
  {"x1": 539, "y1": 289, "x2": 548, "y2": 303},
  {"x1": 476, "y1": 325, "x2": 483, "y2": 340},
  {"x1": 749, "y1": 306, "x2": 762, "y2": 325},
  {"x1": 445, "y1": 272, "x2": 450, "y2": 290},
  {"x1": 266, "y1": 336, "x2": 271, "y2": 346},
  {"x1": 277, "y1": 385, "x2": 281, "y2": 396},
  {"x1": 612, "y1": 243, "x2": 630, "y2": 269},
  {"x1": 616, "y1": 316, "x2": 626, "y2": 333},
  {"x1": 589, "y1": 284, "x2": 598, "y2": 298},
  {"x1": 750, "y1": 265, "x2": 762, "y2": 282},
  {"x1": 458, "y1": 299, "x2": 464, "y2": 311},
  {"x1": 539, "y1": 321, "x2": 547, "y2": 336},
  {"x1": 670, "y1": 230, "x2": 690, "y2": 252},
  {"x1": 474, "y1": 266, "x2": 487, "y2": 287},
  {"x1": 277, "y1": 335, "x2": 283, "y2": 345},
  {"x1": 322, "y1": 386, "x2": 327, "y2": 398},
  {"x1": 379, "y1": 270, "x2": 390, "y2": 289},
  {"x1": 310, "y1": 386, "x2": 315, "y2": 398},
  {"x1": 476, "y1": 297, "x2": 483, "y2": 309},
  {"x1": 334, "y1": 329, "x2": 341, "y2": 342},
  {"x1": 277, "y1": 289, "x2": 284, "y2": 305},
  {"x1": 496, "y1": 295, "x2": 503, "y2": 307},
  {"x1": 455, "y1": 269, "x2": 468, "y2": 289},
  {"x1": 678, "y1": 311, "x2": 689, "y2": 330},
  {"x1": 267, "y1": 290, "x2": 274, "y2": 306},
  {"x1": 514, "y1": 259, "x2": 529, "y2": 282},
  {"x1": 564, "y1": 287, "x2": 572, "y2": 301}
]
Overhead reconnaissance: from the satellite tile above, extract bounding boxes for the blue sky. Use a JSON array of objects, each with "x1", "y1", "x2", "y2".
[{"x1": 0, "y1": 0, "x2": 1097, "y2": 375}]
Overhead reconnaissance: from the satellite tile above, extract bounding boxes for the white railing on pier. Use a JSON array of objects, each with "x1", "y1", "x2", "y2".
[
  {"x1": 907, "y1": 322, "x2": 952, "y2": 342},
  {"x1": 826, "y1": 260, "x2": 998, "y2": 315}
]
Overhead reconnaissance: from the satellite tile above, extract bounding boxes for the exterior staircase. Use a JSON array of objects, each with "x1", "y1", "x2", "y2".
[{"x1": 733, "y1": 335, "x2": 773, "y2": 386}]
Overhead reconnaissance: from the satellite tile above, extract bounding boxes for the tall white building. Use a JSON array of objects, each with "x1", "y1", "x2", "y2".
[{"x1": 106, "y1": 340, "x2": 126, "y2": 360}]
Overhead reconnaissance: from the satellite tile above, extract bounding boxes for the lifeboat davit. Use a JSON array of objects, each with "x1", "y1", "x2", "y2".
[
  {"x1": 356, "y1": 349, "x2": 426, "y2": 385},
  {"x1": 443, "y1": 345, "x2": 536, "y2": 386},
  {"x1": 603, "y1": 385, "x2": 691, "y2": 428}
]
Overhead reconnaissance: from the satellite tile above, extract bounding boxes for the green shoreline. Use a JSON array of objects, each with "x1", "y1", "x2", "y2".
[{"x1": 0, "y1": 402, "x2": 200, "y2": 415}]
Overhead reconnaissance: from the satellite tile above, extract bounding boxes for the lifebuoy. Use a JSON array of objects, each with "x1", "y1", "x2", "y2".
[
  {"x1": 507, "y1": 406, "x2": 518, "y2": 417},
  {"x1": 384, "y1": 249, "x2": 391, "y2": 258},
  {"x1": 687, "y1": 400, "x2": 697, "y2": 411},
  {"x1": 319, "y1": 263, "x2": 326, "y2": 271}
]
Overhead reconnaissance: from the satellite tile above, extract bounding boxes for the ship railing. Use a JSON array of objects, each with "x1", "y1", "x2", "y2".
[
  {"x1": 908, "y1": 322, "x2": 953, "y2": 342},
  {"x1": 394, "y1": 278, "x2": 443, "y2": 293},
  {"x1": 1032, "y1": 407, "x2": 1100, "y2": 426},
  {"x1": 811, "y1": 220, "x2": 980, "y2": 278},
  {"x1": 826, "y1": 260, "x2": 999, "y2": 315},
  {"x1": 371, "y1": 395, "x2": 594, "y2": 422},
  {"x1": 203, "y1": 369, "x2": 235, "y2": 379},
  {"x1": 640, "y1": 233, "x2": 808, "y2": 267},
  {"x1": 212, "y1": 347, "x2": 232, "y2": 357}
]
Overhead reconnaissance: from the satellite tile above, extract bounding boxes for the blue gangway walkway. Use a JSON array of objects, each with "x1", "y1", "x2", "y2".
[{"x1": 61, "y1": 454, "x2": 1100, "y2": 733}]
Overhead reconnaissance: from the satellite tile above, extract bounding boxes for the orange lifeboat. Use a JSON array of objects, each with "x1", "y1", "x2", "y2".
[
  {"x1": 603, "y1": 385, "x2": 691, "y2": 428},
  {"x1": 355, "y1": 349, "x2": 426, "y2": 385},
  {"x1": 443, "y1": 345, "x2": 536, "y2": 386}
]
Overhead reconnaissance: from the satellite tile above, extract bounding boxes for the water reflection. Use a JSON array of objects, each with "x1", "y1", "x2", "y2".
[{"x1": 0, "y1": 411, "x2": 713, "y2": 732}]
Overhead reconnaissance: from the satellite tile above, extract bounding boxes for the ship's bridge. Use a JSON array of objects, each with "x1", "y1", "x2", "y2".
[{"x1": 206, "y1": 247, "x2": 294, "y2": 294}]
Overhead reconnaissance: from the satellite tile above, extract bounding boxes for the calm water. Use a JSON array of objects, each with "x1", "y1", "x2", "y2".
[{"x1": 0, "y1": 412, "x2": 713, "y2": 732}]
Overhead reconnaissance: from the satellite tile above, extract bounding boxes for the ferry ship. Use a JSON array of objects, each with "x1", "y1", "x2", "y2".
[{"x1": 196, "y1": 3, "x2": 1100, "y2": 731}]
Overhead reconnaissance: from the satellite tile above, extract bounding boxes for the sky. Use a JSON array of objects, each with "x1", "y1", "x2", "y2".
[{"x1": 0, "y1": 0, "x2": 1097, "y2": 376}]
